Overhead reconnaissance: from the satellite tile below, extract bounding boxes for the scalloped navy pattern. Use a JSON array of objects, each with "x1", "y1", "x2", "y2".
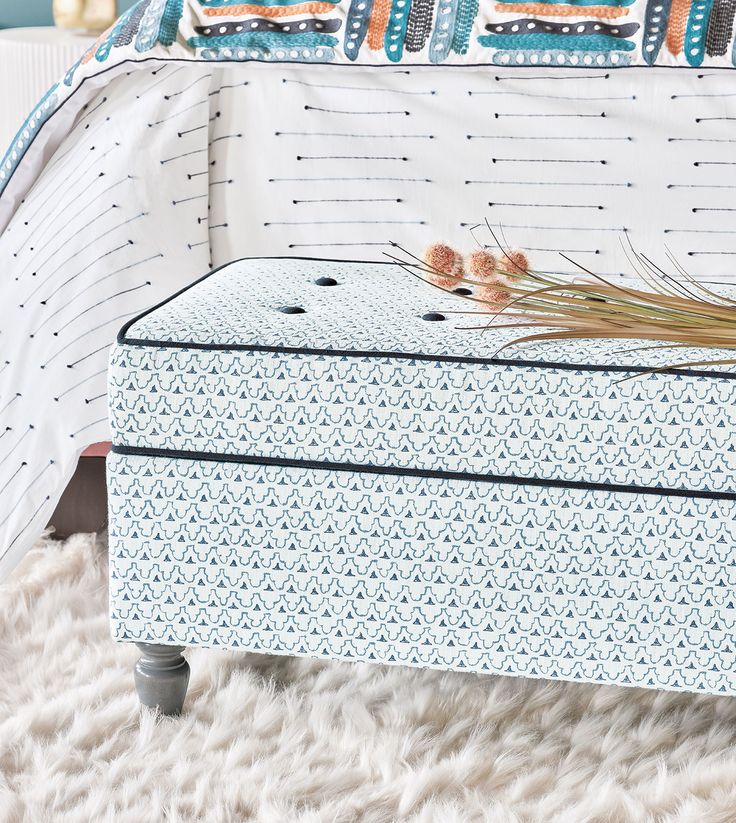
[
  {"x1": 110, "y1": 259, "x2": 736, "y2": 493},
  {"x1": 108, "y1": 452, "x2": 736, "y2": 695},
  {"x1": 107, "y1": 258, "x2": 736, "y2": 695}
]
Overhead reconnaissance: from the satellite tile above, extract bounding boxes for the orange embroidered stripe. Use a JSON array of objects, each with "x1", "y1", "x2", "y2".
[
  {"x1": 666, "y1": 0, "x2": 691, "y2": 55},
  {"x1": 366, "y1": 0, "x2": 392, "y2": 50},
  {"x1": 494, "y1": 2, "x2": 629, "y2": 16},
  {"x1": 203, "y1": 2, "x2": 337, "y2": 16}
]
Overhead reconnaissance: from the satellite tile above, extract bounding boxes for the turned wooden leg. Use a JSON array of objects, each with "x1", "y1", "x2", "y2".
[{"x1": 134, "y1": 643, "x2": 190, "y2": 715}]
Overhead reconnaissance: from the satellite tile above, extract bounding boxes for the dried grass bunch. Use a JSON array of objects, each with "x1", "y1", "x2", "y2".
[{"x1": 387, "y1": 226, "x2": 736, "y2": 372}]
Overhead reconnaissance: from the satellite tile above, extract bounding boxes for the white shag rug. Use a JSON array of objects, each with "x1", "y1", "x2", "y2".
[{"x1": 2, "y1": 536, "x2": 736, "y2": 823}]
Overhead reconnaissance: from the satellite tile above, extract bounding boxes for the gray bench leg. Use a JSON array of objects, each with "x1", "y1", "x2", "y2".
[{"x1": 134, "y1": 643, "x2": 190, "y2": 715}]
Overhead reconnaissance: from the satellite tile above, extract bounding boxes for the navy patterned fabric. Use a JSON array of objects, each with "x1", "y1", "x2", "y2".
[
  {"x1": 108, "y1": 453, "x2": 736, "y2": 694},
  {"x1": 107, "y1": 257, "x2": 736, "y2": 694},
  {"x1": 111, "y1": 257, "x2": 736, "y2": 493}
]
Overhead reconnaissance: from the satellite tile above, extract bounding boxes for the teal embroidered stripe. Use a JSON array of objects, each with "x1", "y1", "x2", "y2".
[
  {"x1": 384, "y1": 0, "x2": 413, "y2": 62},
  {"x1": 429, "y1": 0, "x2": 459, "y2": 62},
  {"x1": 189, "y1": 32, "x2": 339, "y2": 47},
  {"x1": 452, "y1": 0, "x2": 479, "y2": 54},
  {"x1": 684, "y1": 0, "x2": 715, "y2": 65},
  {"x1": 478, "y1": 33, "x2": 636, "y2": 49},
  {"x1": 344, "y1": 0, "x2": 374, "y2": 60},
  {"x1": 159, "y1": 0, "x2": 185, "y2": 47},
  {"x1": 642, "y1": 0, "x2": 672, "y2": 64},
  {"x1": 135, "y1": 0, "x2": 168, "y2": 52}
]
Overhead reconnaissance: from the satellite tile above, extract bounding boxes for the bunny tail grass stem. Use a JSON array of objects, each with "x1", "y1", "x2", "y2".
[{"x1": 399, "y1": 234, "x2": 736, "y2": 375}]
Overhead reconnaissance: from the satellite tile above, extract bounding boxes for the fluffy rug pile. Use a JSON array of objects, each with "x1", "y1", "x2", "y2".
[{"x1": 2, "y1": 535, "x2": 736, "y2": 822}]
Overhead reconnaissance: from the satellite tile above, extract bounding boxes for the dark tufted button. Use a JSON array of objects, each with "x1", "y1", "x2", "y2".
[
  {"x1": 278, "y1": 306, "x2": 306, "y2": 315},
  {"x1": 422, "y1": 312, "x2": 446, "y2": 322},
  {"x1": 315, "y1": 276, "x2": 338, "y2": 286},
  {"x1": 453, "y1": 287, "x2": 472, "y2": 296}
]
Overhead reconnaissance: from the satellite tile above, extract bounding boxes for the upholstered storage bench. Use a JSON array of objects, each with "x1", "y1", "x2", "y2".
[{"x1": 108, "y1": 257, "x2": 736, "y2": 714}]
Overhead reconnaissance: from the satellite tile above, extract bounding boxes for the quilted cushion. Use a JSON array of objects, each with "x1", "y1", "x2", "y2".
[{"x1": 109, "y1": 257, "x2": 736, "y2": 497}]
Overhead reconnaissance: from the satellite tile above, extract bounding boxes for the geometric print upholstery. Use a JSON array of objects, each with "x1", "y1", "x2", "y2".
[
  {"x1": 108, "y1": 257, "x2": 736, "y2": 694},
  {"x1": 108, "y1": 454, "x2": 736, "y2": 694},
  {"x1": 111, "y1": 258, "x2": 736, "y2": 494}
]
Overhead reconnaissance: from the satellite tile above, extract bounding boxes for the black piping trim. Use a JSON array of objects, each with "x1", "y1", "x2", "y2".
[
  {"x1": 117, "y1": 255, "x2": 736, "y2": 380},
  {"x1": 111, "y1": 444, "x2": 736, "y2": 501}
]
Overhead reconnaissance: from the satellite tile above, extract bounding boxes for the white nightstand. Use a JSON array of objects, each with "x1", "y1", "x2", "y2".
[{"x1": 0, "y1": 27, "x2": 96, "y2": 153}]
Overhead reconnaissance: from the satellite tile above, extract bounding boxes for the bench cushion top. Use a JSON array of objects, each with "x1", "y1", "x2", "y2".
[
  {"x1": 109, "y1": 257, "x2": 736, "y2": 498},
  {"x1": 120, "y1": 257, "x2": 736, "y2": 372}
]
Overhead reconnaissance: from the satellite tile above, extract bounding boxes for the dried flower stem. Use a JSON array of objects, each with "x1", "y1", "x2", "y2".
[{"x1": 386, "y1": 234, "x2": 736, "y2": 373}]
